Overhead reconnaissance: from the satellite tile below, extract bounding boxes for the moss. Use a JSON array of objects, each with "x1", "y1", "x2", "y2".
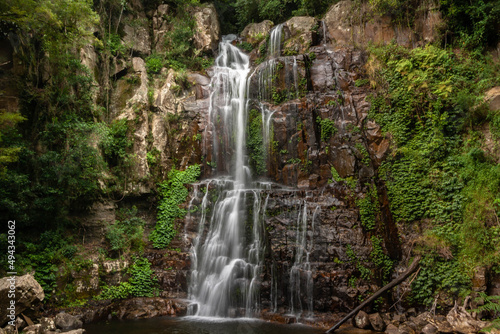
[{"x1": 247, "y1": 108, "x2": 267, "y2": 175}]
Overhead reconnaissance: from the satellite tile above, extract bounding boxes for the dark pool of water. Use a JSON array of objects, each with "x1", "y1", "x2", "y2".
[{"x1": 83, "y1": 316, "x2": 325, "y2": 334}]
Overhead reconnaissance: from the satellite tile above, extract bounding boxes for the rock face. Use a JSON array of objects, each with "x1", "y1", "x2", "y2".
[
  {"x1": 191, "y1": 4, "x2": 220, "y2": 54},
  {"x1": 284, "y1": 16, "x2": 319, "y2": 54},
  {"x1": 485, "y1": 86, "x2": 500, "y2": 111},
  {"x1": 241, "y1": 20, "x2": 274, "y2": 43},
  {"x1": 324, "y1": 0, "x2": 442, "y2": 48},
  {"x1": 0, "y1": 274, "x2": 44, "y2": 326}
]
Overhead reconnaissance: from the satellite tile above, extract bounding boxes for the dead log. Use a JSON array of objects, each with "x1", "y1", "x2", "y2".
[{"x1": 326, "y1": 256, "x2": 421, "y2": 333}]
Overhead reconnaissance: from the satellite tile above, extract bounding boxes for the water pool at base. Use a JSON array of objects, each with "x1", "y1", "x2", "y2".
[{"x1": 83, "y1": 317, "x2": 325, "y2": 334}]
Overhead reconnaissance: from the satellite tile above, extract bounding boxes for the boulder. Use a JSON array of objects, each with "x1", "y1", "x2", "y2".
[
  {"x1": 241, "y1": 20, "x2": 274, "y2": 44},
  {"x1": 485, "y1": 86, "x2": 500, "y2": 111},
  {"x1": 284, "y1": 16, "x2": 318, "y2": 54},
  {"x1": 0, "y1": 274, "x2": 44, "y2": 326},
  {"x1": 22, "y1": 324, "x2": 41, "y2": 334},
  {"x1": 191, "y1": 4, "x2": 220, "y2": 54},
  {"x1": 354, "y1": 310, "x2": 371, "y2": 329},
  {"x1": 385, "y1": 324, "x2": 399, "y2": 334},
  {"x1": 446, "y1": 302, "x2": 489, "y2": 334},
  {"x1": 39, "y1": 317, "x2": 56, "y2": 332},
  {"x1": 370, "y1": 313, "x2": 386, "y2": 331},
  {"x1": 54, "y1": 313, "x2": 83, "y2": 331},
  {"x1": 398, "y1": 323, "x2": 416, "y2": 334},
  {"x1": 421, "y1": 324, "x2": 438, "y2": 334}
]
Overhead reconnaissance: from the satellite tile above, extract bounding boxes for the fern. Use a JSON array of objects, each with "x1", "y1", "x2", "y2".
[{"x1": 472, "y1": 292, "x2": 500, "y2": 333}]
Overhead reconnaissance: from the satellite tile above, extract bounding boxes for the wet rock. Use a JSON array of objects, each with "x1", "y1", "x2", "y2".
[
  {"x1": 0, "y1": 274, "x2": 44, "y2": 326},
  {"x1": 55, "y1": 312, "x2": 83, "y2": 331},
  {"x1": 421, "y1": 324, "x2": 438, "y2": 334},
  {"x1": 370, "y1": 313, "x2": 386, "y2": 331},
  {"x1": 60, "y1": 330, "x2": 86, "y2": 334},
  {"x1": 355, "y1": 310, "x2": 371, "y2": 329},
  {"x1": 115, "y1": 298, "x2": 188, "y2": 319}
]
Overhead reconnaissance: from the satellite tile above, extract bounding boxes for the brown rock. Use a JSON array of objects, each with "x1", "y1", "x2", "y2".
[
  {"x1": 398, "y1": 323, "x2": 416, "y2": 334},
  {"x1": 241, "y1": 21, "x2": 274, "y2": 44},
  {"x1": 355, "y1": 310, "x2": 371, "y2": 329},
  {"x1": 39, "y1": 317, "x2": 56, "y2": 332},
  {"x1": 191, "y1": 4, "x2": 220, "y2": 54},
  {"x1": 153, "y1": 4, "x2": 170, "y2": 52},
  {"x1": 284, "y1": 16, "x2": 318, "y2": 54},
  {"x1": 421, "y1": 324, "x2": 438, "y2": 334},
  {"x1": 0, "y1": 274, "x2": 44, "y2": 327},
  {"x1": 22, "y1": 324, "x2": 41, "y2": 334},
  {"x1": 123, "y1": 21, "x2": 151, "y2": 56},
  {"x1": 370, "y1": 313, "x2": 386, "y2": 331},
  {"x1": 386, "y1": 324, "x2": 399, "y2": 334},
  {"x1": 55, "y1": 312, "x2": 82, "y2": 331},
  {"x1": 485, "y1": 86, "x2": 500, "y2": 111}
]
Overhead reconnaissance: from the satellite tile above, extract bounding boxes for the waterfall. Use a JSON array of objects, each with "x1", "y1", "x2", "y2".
[
  {"x1": 289, "y1": 204, "x2": 320, "y2": 318},
  {"x1": 269, "y1": 24, "x2": 284, "y2": 58},
  {"x1": 188, "y1": 26, "x2": 318, "y2": 320},
  {"x1": 189, "y1": 36, "x2": 267, "y2": 318}
]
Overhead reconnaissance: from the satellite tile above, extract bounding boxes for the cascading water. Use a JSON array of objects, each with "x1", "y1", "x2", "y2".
[
  {"x1": 188, "y1": 35, "x2": 265, "y2": 318},
  {"x1": 189, "y1": 25, "x2": 318, "y2": 320}
]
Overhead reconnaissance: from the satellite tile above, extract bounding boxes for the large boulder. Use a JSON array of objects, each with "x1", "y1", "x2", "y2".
[
  {"x1": 355, "y1": 310, "x2": 371, "y2": 329},
  {"x1": 284, "y1": 16, "x2": 318, "y2": 54},
  {"x1": 0, "y1": 274, "x2": 44, "y2": 326},
  {"x1": 54, "y1": 312, "x2": 83, "y2": 331},
  {"x1": 485, "y1": 86, "x2": 500, "y2": 111},
  {"x1": 191, "y1": 4, "x2": 220, "y2": 54},
  {"x1": 241, "y1": 20, "x2": 274, "y2": 44}
]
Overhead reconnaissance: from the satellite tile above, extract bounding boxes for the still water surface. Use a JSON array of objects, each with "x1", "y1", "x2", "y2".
[{"x1": 83, "y1": 316, "x2": 325, "y2": 334}]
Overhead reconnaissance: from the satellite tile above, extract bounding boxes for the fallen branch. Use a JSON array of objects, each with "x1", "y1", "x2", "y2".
[{"x1": 326, "y1": 256, "x2": 421, "y2": 333}]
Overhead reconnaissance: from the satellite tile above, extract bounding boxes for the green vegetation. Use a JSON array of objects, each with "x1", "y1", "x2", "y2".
[
  {"x1": 150, "y1": 165, "x2": 200, "y2": 248},
  {"x1": 220, "y1": 0, "x2": 334, "y2": 32},
  {"x1": 346, "y1": 245, "x2": 372, "y2": 281},
  {"x1": 370, "y1": 236, "x2": 393, "y2": 282},
  {"x1": 105, "y1": 207, "x2": 146, "y2": 256},
  {"x1": 368, "y1": 43, "x2": 500, "y2": 304},
  {"x1": 317, "y1": 117, "x2": 337, "y2": 142},
  {"x1": 97, "y1": 257, "x2": 157, "y2": 300},
  {"x1": 356, "y1": 184, "x2": 379, "y2": 231},
  {"x1": 247, "y1": 108, "x2": 267, "y2": 175}
]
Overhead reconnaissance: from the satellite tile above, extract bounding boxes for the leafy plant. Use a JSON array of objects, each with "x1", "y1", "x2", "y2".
[
  {"x1": 150, "y1": 165, "x2": 200, "y2": 248},
  {"x1": 96, "y1": 257, "x2": 157, "y2": 300},
  {"x1": 317, "y1": 117, "x2": 337, "y2": 142},
  {"x1": 247, "y1": 109, "x2": 267, "y2": 175}
]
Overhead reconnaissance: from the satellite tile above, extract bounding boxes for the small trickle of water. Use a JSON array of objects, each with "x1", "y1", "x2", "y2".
[
  {"x1": 289, "y1": 204, "x2": 320, "y2": 318},
  {"x1": 269, "y1": 24, "x2": 284, "y2": 58}
]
